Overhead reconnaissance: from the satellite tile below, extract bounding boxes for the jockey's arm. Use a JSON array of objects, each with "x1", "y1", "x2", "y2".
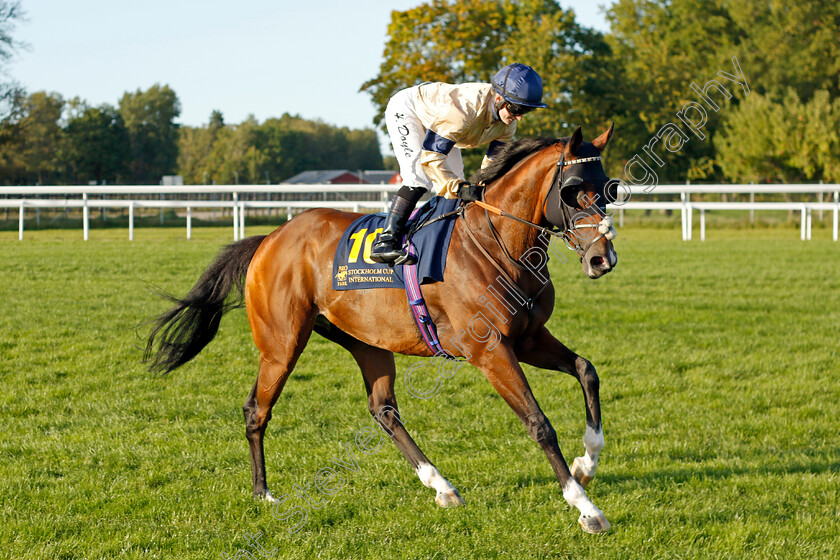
[
  {"x1": 420, "y1": 130, "x2": 463, "y2": 200},
  {"x1": 480, "y1": 140, "x2": 508, "y2": 170}
]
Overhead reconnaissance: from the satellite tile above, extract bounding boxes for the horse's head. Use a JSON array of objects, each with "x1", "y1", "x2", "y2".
[{"x1": 543, "y1": 124, "x2": 618, "y2": 279}]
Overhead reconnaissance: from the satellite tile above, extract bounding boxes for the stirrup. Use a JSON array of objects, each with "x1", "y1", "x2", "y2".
[
  {"x1": 370, "y1": 245, "x2": 417, "y2": 267},
  {"x1": 391, "y1": 251, "x2": 417, "y2": 267}
]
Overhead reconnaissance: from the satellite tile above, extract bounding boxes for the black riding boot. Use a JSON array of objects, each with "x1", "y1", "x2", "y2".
[{"x1": 370, "y1": 187, "x2": 424, "y2": 266}]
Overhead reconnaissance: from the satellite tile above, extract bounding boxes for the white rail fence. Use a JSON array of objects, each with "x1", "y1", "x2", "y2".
[{"x1": 1, "y1": 184, "x2": 838, "y2": 242}]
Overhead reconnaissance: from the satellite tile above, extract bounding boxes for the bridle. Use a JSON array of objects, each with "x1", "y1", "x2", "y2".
[
  {"x1": 544, "y1": 152, "x2": 618, "y2": 258},
  {"x1": 456, "y1": 146, "x2": 618, "y2": 309}
]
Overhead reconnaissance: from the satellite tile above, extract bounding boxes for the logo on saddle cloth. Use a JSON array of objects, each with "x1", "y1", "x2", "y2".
[{"x1": 332, "y1": 197, "x2": 461, "y2": 291}]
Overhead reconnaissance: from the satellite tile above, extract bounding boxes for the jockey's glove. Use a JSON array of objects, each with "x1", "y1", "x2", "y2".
[{"x1": 457, "y1": 182, "x2": 483, "y2": 202}]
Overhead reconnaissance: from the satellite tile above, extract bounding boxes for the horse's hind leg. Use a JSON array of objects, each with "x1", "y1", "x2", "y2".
[
  {"x1": 243, "y1": 314, "x2": 316, "y2": 500},
  {"x1": 356, "y1": 346, "x2": 464, "y2": 507},
  {"x1": 516, "y1": 326, "x2": 604, "y2": 489},
  {"x1": 314, "y1": 320, "x2": 463, "y2": 507}
]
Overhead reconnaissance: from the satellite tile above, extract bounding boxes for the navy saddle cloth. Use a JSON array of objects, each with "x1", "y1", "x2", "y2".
[{"x1": 332, "y1": 197, "x2": 461, "y2": 290}]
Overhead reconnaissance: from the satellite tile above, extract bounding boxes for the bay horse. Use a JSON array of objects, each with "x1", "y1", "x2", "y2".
[{"x1": 145, "y1": 125, "x2": 618, "y2": 534}]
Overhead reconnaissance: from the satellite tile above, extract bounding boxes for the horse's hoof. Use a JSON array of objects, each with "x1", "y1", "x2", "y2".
[
  {"x1": 578, "y1": 513, "x2": 611, "y2": 534},
  {"x1": 570, "y1": 457, "x2": 593, "y2": 488},
  {"x1": 435, "y1": 489, "x2": 465, "y2": 507}
]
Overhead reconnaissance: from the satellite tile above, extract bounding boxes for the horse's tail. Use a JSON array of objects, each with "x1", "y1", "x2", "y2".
[{"x1": 144, "y1": 235, "x2": 267, "y2": 374}]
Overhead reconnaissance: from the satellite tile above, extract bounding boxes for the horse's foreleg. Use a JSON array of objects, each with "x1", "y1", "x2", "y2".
[
  {"x1": 475, "y1": 344, "x2": 609, "y2": 533},
  {"x1": 515, "y1": 326, "x2": 604, "y2": 489},
  {"x1": 352, "y1": 345, "x2": 464, "y2": 508}
]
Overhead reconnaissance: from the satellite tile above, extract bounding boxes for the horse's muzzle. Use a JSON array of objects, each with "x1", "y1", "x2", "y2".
[{"x1": 583, "y1": 243, "x2": 617, "y2": 279}]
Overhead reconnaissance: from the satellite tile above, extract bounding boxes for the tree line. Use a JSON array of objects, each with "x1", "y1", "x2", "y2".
[
  {"x1": 363, "y1": 0, "x2": 840, "y2": 183},
  {"x1": 0, "y1": 0, "x2": 383, "y2": 187},
  {"x1": 0, "y1": 85, "x2": 384, "y2": 186},
  {"x1": 0, "y1": 86, "x2": 181, "y2": 185},
  {"x1": 176, "y1": 111, "x2": 383, "y2": 186}
]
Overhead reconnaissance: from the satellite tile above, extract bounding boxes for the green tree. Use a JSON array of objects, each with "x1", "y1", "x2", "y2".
[
  {"x1": 361, "y1": 0, "x2": 621, "y2": 174},
  {"x1": 603, "y1": 0, "x2": 840, "y2": 181},
  {"x1": 176, "y1": 125, "x2": 215, "y2": 185},
  {"x1": 256, "y1": 116, "x2": 309, "y2": 182},
  {"x1": 63, "y1": 104, "x2": 130, "y2": 185},
  {"x1": 118, "y1": 84, "x2": 181, "y2": 184},
  {"x1": 19, "y1": 91, "x2": 64, "y2": 184},
  {"x1": 177, "y1": 112, "x2": 384, "y2": 185},
  {"x1": 0, "y1": 1, "x2": 25, "y2": 119},
  {"x1": 0, "y1": 91, "x2": 64, "y2": 184},
  {"x1": 502, "y1": 0, "x2": 619, "y2": 139},
  {"x1": 346, "y1": 129, "x2": 384, "y2": 170},
  {"x1": 727, "y1": 0, "x2": 840, "y2": 103},
  {"x1": 361, "y1": 0, "x2": 509, "y2": 128},
  {"x1": 715, "y1": 89, "x2": 840, "y2": 183},
  {"x1": 0, "y1": 88, "x2": 24, "y2": 182},
  {"x1": 604, "y1": 0, "x2": 743, "y2": 180}
]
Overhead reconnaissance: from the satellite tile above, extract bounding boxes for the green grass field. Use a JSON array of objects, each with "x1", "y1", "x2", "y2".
[{"x1": 1, "y1": 223, "x2": 838, "y2": 559}]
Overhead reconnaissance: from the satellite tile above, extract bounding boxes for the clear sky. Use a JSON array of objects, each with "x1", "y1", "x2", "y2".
[{"x1": 11, "y1": 0, "x2": 611, "y2": 150}]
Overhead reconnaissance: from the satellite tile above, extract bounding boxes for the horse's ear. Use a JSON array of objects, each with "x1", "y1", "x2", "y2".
[
  {"x1": 565, "y1": 126, "x2": 583, "y2": 157},
  {"x1": 591, "y1": 122, "x2": 614, "y2": 152}
]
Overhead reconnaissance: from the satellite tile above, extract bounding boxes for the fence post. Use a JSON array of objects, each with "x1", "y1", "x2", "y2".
[
  {"x1": 687, "y1": 203, "x2": 693, "y2": 241},
  {"x1": 700, "y1": 209, "x2": 705, "y2": 241},
  {"x1": 186, "y1": 206, "x2": 192, "y2": 240},
  {"x1": 806, "y1": 207, "x2": 812, "y2": 240},
  {"x1": 239, "y1": 200, "x2": 246, "y2": 240},
  {"x1": 18, "y1": 201, "x2": 24, "y2": 240},
  {"x1": 680, "y1": 191, "x2": 687, "y2": 241},
  {"x1": 800, "y1": 206, "x2": 806, "y2": 241},
  {"x1": 232, "y1": 192, "x2": 239, "y2": 240},
  {"x1": 750, "y1": 185, "x2": 755, "y2": 225},
  {"x1": 83, "y1": 193, "x2": 89, "y2": 241},
  {"x1": 834, "y1": 191, "x2": 839, "y2": 242},
  {"x1": 818, "y1": 181, "x2": 823, "y2": 221},
  {"x1": 129, "y1": 202, "x2": 134, "y2": 241}
]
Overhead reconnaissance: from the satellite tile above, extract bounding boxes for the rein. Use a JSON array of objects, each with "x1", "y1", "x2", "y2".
[
  {"x1": 457, "y1": 147, "x2": 618, "y2": 309},
  {"x1": 459, "y1": 206, "x2": 550, "y2": 311},
  {"x1": 473, "y1": 199, "x2": 564, "y2": 240}
]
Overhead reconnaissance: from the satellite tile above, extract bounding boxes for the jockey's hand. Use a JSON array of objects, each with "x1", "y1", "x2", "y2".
[{"x1": 457, "y1": 182, "x2": 483, "y2": 202}]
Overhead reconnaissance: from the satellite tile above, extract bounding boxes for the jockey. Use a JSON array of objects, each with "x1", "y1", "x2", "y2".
[{"x1": 370, "y1": 62, "x2": 548, "y2": 266}]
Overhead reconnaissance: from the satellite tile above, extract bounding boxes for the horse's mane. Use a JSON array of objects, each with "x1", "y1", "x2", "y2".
[{"x1": 471, "y1": 136, "x2": 568, "y2": 186}]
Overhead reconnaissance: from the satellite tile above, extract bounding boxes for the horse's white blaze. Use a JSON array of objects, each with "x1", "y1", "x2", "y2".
[
  {"x1": 562, "y1": 479, "x2": 602, "y2": 518},
  {"x1": 582, "y1": 425, "x2": 604, "y2": 471},
  {"x1": 416, "y1": 463, "x2": 456, "y2": 495}
]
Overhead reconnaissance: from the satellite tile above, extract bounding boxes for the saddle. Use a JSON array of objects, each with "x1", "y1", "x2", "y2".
[{"x1": 332, "y1": 197, "x2": 461, "y2": 291}]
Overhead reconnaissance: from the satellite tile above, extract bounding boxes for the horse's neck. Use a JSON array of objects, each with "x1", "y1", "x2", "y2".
[{"x1": 481, "y1": 151, "x2": 554, "y2": 258}]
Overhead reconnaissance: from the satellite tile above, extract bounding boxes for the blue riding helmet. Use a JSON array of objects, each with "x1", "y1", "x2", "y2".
[{"x1": 492, "y1": 63, "x2": 548, "y2": 108}]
